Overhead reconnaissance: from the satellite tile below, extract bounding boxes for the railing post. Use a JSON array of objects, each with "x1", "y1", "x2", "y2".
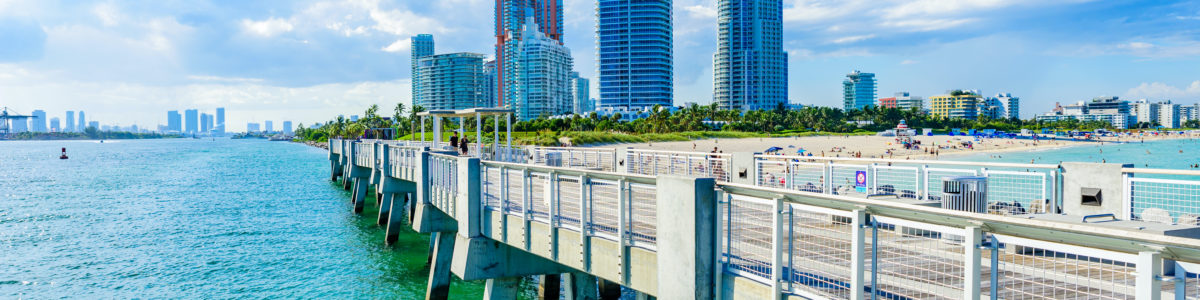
[
  {"x1": 964, "y1": 226, "x2": 983, "y2": 300},
  {"x1": 580, "y1": 175, "x2": 591, "y2": 272},
  {"x1": 499, "y1": 166, "x2": 509, "y2": 242},
  {"x1": 1137, "y1": 251, "x2": 1162, "y2": 300},
  {"x1": 771, "y1": 197, "x2": 786, "y2": 299},
  {"x1": 1123, "y1": 172, "x2": 1134, "y2": 220},
  {"x1": 523, "y1": 168, "x2": 533, "y2": 251},
  {"x1": 870, "y1": 163, "x2": 878, "y2": 194},
  {"x1": 823, "y1": 161, "x2": 833, "y2": 195},
  {"x1": 850, "y1": 209, "x2": 867, "y2": 300},
  {"x1": 617, "y1": 178, "x2": 629, "y2": 284}
]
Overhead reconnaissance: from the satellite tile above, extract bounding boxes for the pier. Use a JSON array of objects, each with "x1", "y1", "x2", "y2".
[{"x1": 326, "y1": 123, "x2": 1200, "y2": 299}]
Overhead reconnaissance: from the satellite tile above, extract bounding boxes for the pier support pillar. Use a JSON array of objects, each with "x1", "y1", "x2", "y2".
[
  {"x1": 538, "y1": 274, "x2": 561, "y2": 300},
  {"x1": 377, "y1": 193, "x2": 393, "y2": 225},
  {"x1": 597, "y1": 279, "x2": 621, "y2": 300},
  {"x1": 655, "y1": 175, "x2": 717, "y2": 300},
  {"x1": 564, "y1": 272, "x2": 599, "y2": 300},
  {"x1": 426, "y1": 231, "x2": 457, "y2": 300},
  {"x1": 385, "y1": 193, "x2": 413, "y2": 245},
  {"x1": 483, "y1": 277, "x2": 522, "y2": 300},
  {"x1": 352, "y1": 178, "x2": 367, "y2": 213}
]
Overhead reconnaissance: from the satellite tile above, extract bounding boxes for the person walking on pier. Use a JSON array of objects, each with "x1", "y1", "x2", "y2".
[
  {"x1": 449, "y1": 132, "x2": 459, "y2": 148},
  {"x1": 459, "y1": 137, "x2": 469, "y2": 156}
]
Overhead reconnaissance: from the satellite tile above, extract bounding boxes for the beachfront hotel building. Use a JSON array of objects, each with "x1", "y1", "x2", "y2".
[
  {"x1": 714, "y1": 0, "x2": 788, "y2": 111},
  {"x1": 930, "y1": 90, "x2": 982, "y2": 119},
  {"x1": 1036, "y1": 96, "x2": 1132, "y2": 129},
  {"x1": 997, "y1": 93, "x2": 1020, "y2": 119},
  {"x1": 415, "y1": 53, "x2": 489, "y2": 111},
  {"x1": 495, "y1": 0, "x2": 563, "y2": 108},
  {"x1": 514, "y1": 15, "x2": 574, "y2": 120},
  {"x1": 597, "y1": 0, "x2": 673, "y2": 112},
  {"x1": 877, "y1": 92, "x2": 923, "y2": 111},
  {"x1": 410, "y1": 34, "x2": 435, "y2": 108},
  {"x1": 842, "y1": 70, "x2": 876, "y2": 111}
]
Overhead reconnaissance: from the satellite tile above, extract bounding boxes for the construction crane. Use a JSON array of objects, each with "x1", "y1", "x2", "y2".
[{"x1": 0, "y1": 107, "x2": 33, "y2": 136}]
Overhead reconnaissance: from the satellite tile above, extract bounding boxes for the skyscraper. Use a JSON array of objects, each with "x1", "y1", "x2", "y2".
[
  {"x1": 714, "y1": 0, "x2": 788, "y2": 111},
  {"x1": 247, "y1": 123, "x2": 260, "y2": 133},
  {"x1": 515, "y1": 14, "x2": 574, "y2": 120},
  {"x1": 482, "y1": 60, "x2": 497, "y2": 107},
  {"x1": 411, "y1": 34, "x2": 435, "y2": 108},
  {"x1": 415, "y1": 53, "x2": 489, "y2": 110},
  {"x1": 11, "y1": 115, "x2": 28, "y2": 132},
  {"x1": 31, "y1": 110, "x2": 46, "y2": 132},
  {"x1": 167, "y1": 110, "x2": 182, "y2": 133},
  {"x1": 570, "y1": 72, "x2": 591, "y2": 114},
  {"x1": 200, "y1": 113, "x2": 211, "y2": 133},
  {"x1": 78, "y1": 111, "x2": 86, "y2": 131},
  {"x1": 265, "y1": 120, "x2": 274, "y2": 133},
  {"x1": 216, "y1": 108, "x2": 225, "y2": 135},
  {"x1": 282, "y1": 121, "x2": 293, "y2": 135},
  {"x1": 842, "y1": 70, "x2": 876, "y2": 111},
  {"x1": 597, "y1": 0, "x2": 673, "y2": 110},
  {"x1": 496, "y1": 0, "x2": 564, "y2": 107},
  {"x1": 66, "y1": 111, "x2": 75, "y2": 132},
  {"x1": 184, "y1": 109, "x2": 198, "y2": 133},
  {"x1": 50, "y1": 117, "x2": 61, "y2": 132}
]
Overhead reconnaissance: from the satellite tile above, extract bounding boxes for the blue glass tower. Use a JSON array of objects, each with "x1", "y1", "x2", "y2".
[
  {"x1": 714, "y1": 0, "x2": 788, "y2": 111},
  {"x1": 842, "y1": 70, "x2": 876, "y2": 111},
  {"x1": 411, "y1": 34, "x2": 435, "y2": 108},
  {"x1": 596, "y1": 0, "x2": 673, "y2": 110}
]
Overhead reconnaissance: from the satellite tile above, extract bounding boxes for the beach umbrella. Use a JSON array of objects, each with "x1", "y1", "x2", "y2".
[
  {"x1": 765, "y1": 146, "x2": 783, "y2": 152},
  {"x1": 796, "y1": 149, "x2": 807, "y2": 154}
]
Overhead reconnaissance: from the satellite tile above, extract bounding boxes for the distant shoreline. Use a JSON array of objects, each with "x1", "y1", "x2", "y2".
[{"x1": 1, "y1": 134, "x2": 182, "y2": 141}]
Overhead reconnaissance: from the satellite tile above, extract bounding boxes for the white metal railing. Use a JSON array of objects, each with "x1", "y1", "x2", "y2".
[
  {"x1": 479, "y1": 161, "x2": 659, "y2": 250},
  {"x1": 330, "y1": 139, "x2": 343, "y2": 154},
  {"x1": 340, "y1": 140, "x2": 1200, "y2": 299},
  {"x1": 428, "y1": 153, "x2": 458, "y2": 214},
  {"x1": 529, "y1": 147, "x2": 618, "y2": 172},
  {"x1": 389, "y1": 146, "x2": 421, "y2": 181},
  {"x1": 1123, "y1": 168, "x2": 1200, "y2": 224},
  {"x1": 353, "y1": 142, "x2": 373, "y2": 168},
  {"x1": 755, "y1": 155, "x2": 1057, "y2": 216},
  {"x1": 719, "y1": 182, "x2": 1200, "y2": 300},
  {"x1": 626, "y1": 149, "x2": 732, "y2": 182}
]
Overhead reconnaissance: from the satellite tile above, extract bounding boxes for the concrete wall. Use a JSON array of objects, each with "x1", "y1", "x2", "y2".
[{"x1": 1061, "y1": 162, "x2": 1132, "y2": 217}]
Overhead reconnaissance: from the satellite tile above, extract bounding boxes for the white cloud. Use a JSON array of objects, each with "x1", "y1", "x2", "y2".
[
  {"x1": 92, "y1": 2, "x2": 121, "y2": 26},
  {"x1": 1120, "y1": 42, "x2": 1154, "y2": 50},
  {"x1": 830, "y1": 34, "x2": 875, "y2": 44},
  {"x1": 240, "y1": 17, "x2": 294, "y2": 37},
  {"x1": 881, "y1": 18, "x2": 976, "y2": 32},
  {"x1": 683, "y1": 5, "x2": 717, "y2": 18},
  {"x1": 1125, "y1": 81, "x2": 1200, "y2": 100},
  {"x1": 900, "y1": 59, "x2": 918, "y2": 65},
  {"x1": 381, "y1": 39, "x2": 409, "y2": 53}
]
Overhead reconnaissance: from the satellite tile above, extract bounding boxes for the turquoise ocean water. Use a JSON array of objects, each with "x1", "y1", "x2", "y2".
[
  {"x1": 949, "y1": 137, "x2": 1200, "y2": 169},
  {"x1": 0, "y1": 139, "x2": 496, "y2": 298}
]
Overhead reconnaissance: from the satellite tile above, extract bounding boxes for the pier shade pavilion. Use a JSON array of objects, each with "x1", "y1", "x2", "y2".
[{"x1": 416, "y1": 107, "x2": 516, "y2": 160}]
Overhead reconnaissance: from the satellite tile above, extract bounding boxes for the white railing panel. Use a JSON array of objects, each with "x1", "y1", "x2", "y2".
[
  {"x1": 724, "y1": 194, "x2": 776, "y2": 284},
  {"x1": 990, "y1": 234, "x2": 1138, "y2": 299},
  {"x1": 983, "y1": 170, "x2": 1048, "y2": 215},
  {"x1": 588, "y1": 179, "x2": 621, "y2": 241},
  {"x1": 788, "y1": 203, "x2": 858, "y2": 299},
  {"x1": 628, "y1": 183, "x2": 657, "y2": 250},
  {"x1": 1128, "y1": 177, "x2": 1200, "y2": 225},
  {"x1": 557, "y1": 175, "x2": 583, "y2": 230},
  {"x1": 870, "y1": 217, "x2": 968, "y2": 299},
  {"x1": 874, "y1": 165, "x2": 920, "y2": 199}
]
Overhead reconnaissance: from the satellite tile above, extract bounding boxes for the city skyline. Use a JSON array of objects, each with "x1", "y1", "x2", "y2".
[{"x1": 0, "y1": 1, "x2": 1198, "y2": 129}]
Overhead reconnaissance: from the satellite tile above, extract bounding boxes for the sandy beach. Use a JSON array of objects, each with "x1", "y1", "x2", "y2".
[{"x1": 591, "y1": 132, "x2": 1197, "y2": 160}]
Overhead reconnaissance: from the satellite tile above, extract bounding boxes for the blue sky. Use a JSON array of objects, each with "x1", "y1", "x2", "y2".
[{"x1": 0, "y1": 0, "x2": 1198, "y2": 131}]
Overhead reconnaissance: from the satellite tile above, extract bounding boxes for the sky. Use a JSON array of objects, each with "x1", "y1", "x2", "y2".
[{"x1": 0, "y1": 0, "x2": 1198, "y2": 132}]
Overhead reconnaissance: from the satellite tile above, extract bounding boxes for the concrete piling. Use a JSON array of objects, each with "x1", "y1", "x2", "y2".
[
  {"x1": 483, "y1": 277, "x2": 522, "y2": 300},
  {"x1": 597, "y1": 279, "x2": 621, "y2": 300},
  {"x1": 564, "y1": 272, "x2": 600, "y2": 300},
  {"x1": 426, "y1": 231, "x2": 457, "y2": 300}
]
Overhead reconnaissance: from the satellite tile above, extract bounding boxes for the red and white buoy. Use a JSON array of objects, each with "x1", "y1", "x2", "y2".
[{"x1": 59, "y1": 147, "x2": 69, "y2": 160}]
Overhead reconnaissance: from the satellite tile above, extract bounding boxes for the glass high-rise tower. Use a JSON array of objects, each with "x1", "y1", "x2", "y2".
[
  {"x1": 842, "y1": 70, "x2": 876, "y2": 111},
  {"x1": 514, "y1": 14, "x2": 573, "y2": 120},
  {"x1": 411, "y1": 34, "x2": 434, "y2": 109},
  {"x1": 714, "y1": 0, "x2": 788, "y2": 111},
  {"x1": 415, "y1": 52, "x2": 489, "y2": 111},
  {"x1": 597, "y1": 0, "x2": 672, "y2": 110},
  {"x1": 496, "y1": 0, "x2": 563, "y2": 107}
]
